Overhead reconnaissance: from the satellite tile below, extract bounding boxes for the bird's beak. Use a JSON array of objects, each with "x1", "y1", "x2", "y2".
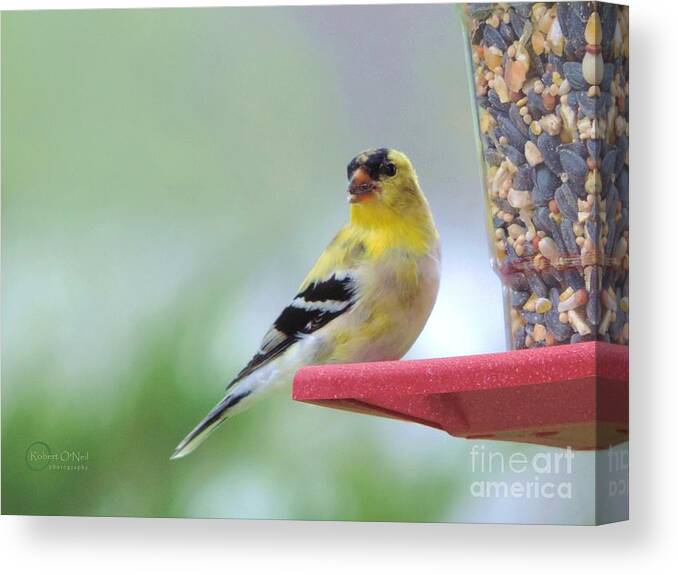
[{"x1": 347, "y1": 167, "x2": 378, "y2": 203}]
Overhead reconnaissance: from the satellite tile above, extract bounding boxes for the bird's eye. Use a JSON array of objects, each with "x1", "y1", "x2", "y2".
[{"x1": 382, "y1": 163, "x2": 397, "y2": 177}]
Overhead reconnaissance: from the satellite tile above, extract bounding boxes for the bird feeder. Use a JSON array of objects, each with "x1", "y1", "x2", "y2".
[
  {"x1": 294, "y1": 2, "x2": 629, "y2": 451},
  {"x1": 293, "y1": 341, "x2": 627, "y2": 450}
]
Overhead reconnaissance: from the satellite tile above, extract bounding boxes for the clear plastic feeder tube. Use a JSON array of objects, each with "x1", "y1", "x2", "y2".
[{"x1": 460, "y1": 2, "x2": 629, "y2": 349}]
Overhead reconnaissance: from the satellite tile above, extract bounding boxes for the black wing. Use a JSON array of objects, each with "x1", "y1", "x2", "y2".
[{"x1": 226, "y1": 272, "x2": 357, "y2": 389}]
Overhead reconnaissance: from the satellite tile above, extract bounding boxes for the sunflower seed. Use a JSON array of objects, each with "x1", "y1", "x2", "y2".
[
  {"x1": 609, "y1": 291, "x2": 625, "y2": 341},
  {"x1": 513, "y1": 164, "x2": 534, "y2": 190},
  {"x1": 527, "y1": 89, "x2": 546, "y2": 118},
  {"x1": 565, "y1": 7, "x2": 587, "y2": 59},
  {"x1": 605, "y1": 219, "x2": 617, "y2": 257},
  {"x1": 541, "y1": 70, "x2": 553, "y2": 87},
  {"x1": 512, "y1": 326, "x2": 526, "y2": 349},
  {"x1": 527, "y1": 43, "x2": 545, "y2": 79},
  {"x1": 532, "y1": 185, "x2": 552, "y2": 207},
  {"x1": 526, "y1": 270, "x2": 548, "y2": 298},
  {"x1": 563, "y1": 62, "x2": 588, "y2": 90},
  {"x1": 618, "y1": 167, "x2": 629, "y2": 207},
  {"x1": 467, "y1": 4, "x2": 493, "y2": 18},
  {"x1": 557, "y1": 3, "x2": 570, "y2": 37},
  {"x1": 585, "y1": 219, "x2": 598, "y2": 243},
  {"x1": 602, "y1": 267, "x2": 616, "y2": 291},
  {"x1": 562, "y1": 141, "x2": 588, "y2": 158},
  {"x1": 533, "y1": 206, "x2": 553, "y2": 232},
  {"x1": 586, "y1": 139, "x2": 602, "y2": 161},
  {"x1": 511, "y1": 289, "x2": 530, "y2": 308},
  {"x1": 601, "y1": 149, "x2": 617, "y2": 183},
  {"x1": 504, "y1": 240, "x2": 520, "y2": 264},
  {"x1": 600, "y1": 4, "x2": 616, "y2": 55},
  {"x1": 484, "y1": 146, "x2": 503, "y2": 167},
  {"x1": 560, "y1": 218, "x2": 579, "y2": 255},
  {"x1": 537, "y1": 133, "x2": 562, "y2": 174},
  {"x1": 586, "y1": 270, "x2": 600, "y2": 326},
  {"x1": 555, "y1": 183, "x2": 579, "y2": 221},
  {"x1": 471, "y1": 23, "x2": 485, "y2": 45},
  {"x1": 546, "y1": 288, "x2": 573, "y2": 341},
  {"x1": 577, "y1": 92, "x2": 602, "y2": 118},
  {"x1": 565, "y1": 268, "x2": 585, "y2": 290},
  {"x1": 521, "y1": 311, "x2": 544, "y2": 325},
  {"x1": 488, "y1": 89, "x2": 511, "y2": 114},
  {"x1": 601, "y1": 63, "x2": 614, "y2": 91},
  {"x1": 549, "y1": 51, "x2": 564, "y2": 73},
  {"x1": 569, "y1": 178, "x2": 587, "y2": 200},
  {"x1": 606, "y1": 182, "x2": 618, "y2": 222},
  {"x1": 498, "y1": 114, "x2": 528, "y2": 149},
  {"x1": 619, "y1": 207, "x2": 629, "y2": 234},
  {"x1": 514, "y1": 4, "x2": 530, "y2": 18},
  {"x1": 509, "y1": 10, "x2": 525, "y2": 38},
  {"x1": 559, "y1": 149, "x2": 588, "y2": 183},
  {"x1": 534, "y1": 165, "x2": 559, "y2": 204},
  {"x1": 551, "y1": 225, "x2": 567, "y2": 253},
  {"x1": 494, "y1": 197, "x2": 518, "y2": 215},
  {"x1": 499, "y1": 21, "x2": 515, "y2": 43},
  {"x1": 483, "y1": 24, "x2": 507, "y2": 51},
  {"x1": 570, "y1": 2, "x2": 592, "y2": 30},
  {"x1": 542, "y1": 269, "x2": 562, "y2": 289},
  {"x1": 502, "y1": 144, "x2": 526, "y2": 167},
  {"x1": 615, "y1": 136, "x2": 628, "y2": 176}
]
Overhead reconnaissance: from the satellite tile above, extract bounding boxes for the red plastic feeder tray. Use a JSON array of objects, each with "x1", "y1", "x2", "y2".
[{"x1": 293, "y1": 341, "x2": 628, "y2": 450}]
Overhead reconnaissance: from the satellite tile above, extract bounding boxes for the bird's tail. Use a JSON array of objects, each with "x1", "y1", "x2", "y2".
[{"x1": 170, "y1": 389, "x2": 252, "y2": 460}]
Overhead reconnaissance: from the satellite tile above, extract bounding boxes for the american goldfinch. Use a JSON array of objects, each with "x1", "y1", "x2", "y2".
[{"x1": 171, "y1": 148, "x2": 440, "y2": 459}]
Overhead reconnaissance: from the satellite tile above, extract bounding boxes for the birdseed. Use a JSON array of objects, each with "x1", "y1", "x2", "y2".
[{"x1": 463, "y1": 2, "x2": 629, "y2": 349}]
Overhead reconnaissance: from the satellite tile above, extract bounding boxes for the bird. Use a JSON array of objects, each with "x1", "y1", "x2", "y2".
[{"x1": 171, "y1": 148, "x2": 440, "y2": 459}]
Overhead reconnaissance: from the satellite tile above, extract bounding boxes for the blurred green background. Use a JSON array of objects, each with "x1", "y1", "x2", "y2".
[{"x1": 2, "y1": 4, "x2": 595, "y2": 523}]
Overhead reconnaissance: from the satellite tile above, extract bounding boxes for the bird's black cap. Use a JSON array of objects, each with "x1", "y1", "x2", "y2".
[{"x1": 347, "y1": 148, "x2": 393, "y2": 181}]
